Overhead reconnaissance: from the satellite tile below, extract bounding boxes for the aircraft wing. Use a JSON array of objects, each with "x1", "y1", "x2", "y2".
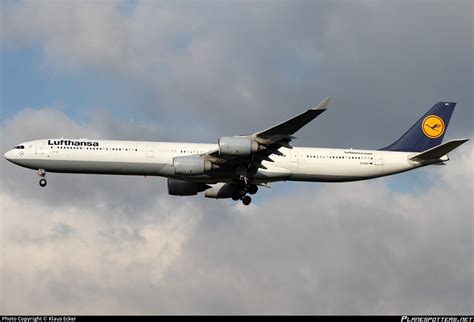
[
  {"x1": 204, "y1": 97, "x2": 331, "y2": 175},
  {"x1": 254, "y1": 97, "x2": 331, "y2": 139}
]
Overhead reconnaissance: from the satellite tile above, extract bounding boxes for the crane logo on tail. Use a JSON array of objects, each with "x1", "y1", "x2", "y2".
[{"x1": 422, "y1": 115, "x2": 445, "y2": 139}]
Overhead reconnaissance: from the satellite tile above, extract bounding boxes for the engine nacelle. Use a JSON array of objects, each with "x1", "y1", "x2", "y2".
[
  {"x1": 204, "y1": 183, "x2": 238, "y2": 199},
  {"x1": 218, "y1": 136, "x2": 260, "y2": 156},
  {"x1": 173, "y1": 156, "x2": 215, "y2": 175},
  {"x1": 167, "y1": 178, "x2": 208, "y2": 196}
]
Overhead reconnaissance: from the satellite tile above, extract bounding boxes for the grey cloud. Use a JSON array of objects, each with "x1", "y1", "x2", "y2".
[
  {"x1": 1, "y1": 146, "x2": 472, "y2": 314},
  {"x1": 1, "y1": 0, "x2": 473, "y2": 315},
  {"x1": 2, "y1": 1, "x2": 471, "y2": 145},
  {"x1": 10, "y1": 221, "x2": 74, "y2": 245},
  {"x1": 1, "y1": 105, "x2": 472, "y2": 314}
]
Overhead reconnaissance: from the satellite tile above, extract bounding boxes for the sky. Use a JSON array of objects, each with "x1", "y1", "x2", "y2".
[{"x1": 0, "y1": 0, "x2": 473, "y2": 315}]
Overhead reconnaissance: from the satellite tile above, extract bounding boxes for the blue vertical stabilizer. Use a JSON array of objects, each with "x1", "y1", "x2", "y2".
[{"x1": 380, "y1": 102, "x2": 456, "y2": 152}]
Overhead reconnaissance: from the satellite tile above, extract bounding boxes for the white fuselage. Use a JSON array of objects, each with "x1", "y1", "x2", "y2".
[{"x1": 4, "y1": 138, "x2": 422, "y2": 183}]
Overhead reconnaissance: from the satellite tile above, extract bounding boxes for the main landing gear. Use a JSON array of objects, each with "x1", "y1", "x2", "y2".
[
  {"x1": 38, "y1": 169, "x2": 47, "y2": 187},
  {"x1": 242, "y1": 195, "x2": 252, "y2": 206},
  {"x1": 232, "y1": 179, "x2": 258, "y2": 206}
]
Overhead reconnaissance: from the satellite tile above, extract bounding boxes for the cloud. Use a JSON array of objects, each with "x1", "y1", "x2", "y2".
[
  {"x1": 1, "y1": 1, "x2": 128, "y2": 71},
  {"x1": 1, "y1": 0, "x2": 472, "y2": 315},
  {"x1": 0, "y1": 191, "x2": 203, "y2": 314},
  {"x1": 0, "y1": 107, "x2": 472, "y2": 314},
  {"x1": 2, "y1": 0, "x2": 471, "y2": 145}
]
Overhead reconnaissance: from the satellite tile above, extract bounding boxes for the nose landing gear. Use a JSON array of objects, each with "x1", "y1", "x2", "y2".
[
  {"x1": 38, "y1": 169, "x2": 47, "y2": 187},
  {"x1": 39, "y1": 178, "x2": 47, "y2": 187}
]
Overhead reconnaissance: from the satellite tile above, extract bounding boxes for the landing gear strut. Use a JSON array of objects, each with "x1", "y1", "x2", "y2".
[
  {"x1": 38, "y1": 169, "x2": 47, "y2": 187},
  {"x1": 235, "y1": 178, "x2": 258, "y2": 206}
]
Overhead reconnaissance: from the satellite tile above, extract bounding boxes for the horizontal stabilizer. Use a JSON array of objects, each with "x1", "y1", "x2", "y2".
[{"x1": 410, "y1": 139, "x2": 469, "y2": 161}]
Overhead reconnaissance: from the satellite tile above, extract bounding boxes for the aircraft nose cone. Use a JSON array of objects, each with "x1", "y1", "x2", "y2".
[{"x1": 4, "y1": 150, "x2": 14, "y2": 161}]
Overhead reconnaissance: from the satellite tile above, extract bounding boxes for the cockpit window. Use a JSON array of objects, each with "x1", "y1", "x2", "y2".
[{"x1": 14, "y1": 145, "x2": 25, "y2": 149}]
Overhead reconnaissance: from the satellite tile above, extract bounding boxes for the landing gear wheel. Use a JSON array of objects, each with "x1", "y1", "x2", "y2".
[
  {"x1": 232, "y1": 189, "x2": 246, "y2": 201},
  {"x1": 39, "y1": 178, "x2": 47, "y2": 187},
  {"x1": 247, "y1": 184, "x2": 258, "y2": 195},
  {"x1": 232, "y1": 193, "x2": 240, "y2": 201},
  {"x1": 242, "y1": 196, "x2": 251, "y2": 206}
]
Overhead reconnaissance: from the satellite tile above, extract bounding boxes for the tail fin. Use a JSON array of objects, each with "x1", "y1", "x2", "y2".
[{"x1": 381, "y1": 102, "x2": 456, "y2": 152}]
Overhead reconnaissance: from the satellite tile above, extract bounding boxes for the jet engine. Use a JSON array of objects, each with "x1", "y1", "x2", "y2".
[
  {"x1": 173, "y1": 156, "x2": 216, "y2": 175},
  {"x1": 218, "y1": 136, "x2": 261, "y2": 156},
  {"x1": 167, "y1": 178, "x2": 209, "y2": 196}
]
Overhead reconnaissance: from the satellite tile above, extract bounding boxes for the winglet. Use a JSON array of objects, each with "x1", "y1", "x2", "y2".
[{"x1": 312, "y1": 97, "x2": 331, "y2": 110}]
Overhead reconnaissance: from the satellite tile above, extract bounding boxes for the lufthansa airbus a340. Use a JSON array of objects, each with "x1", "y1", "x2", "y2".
[{"x1": 4, "y1": 98, "x2": 468, "y2": 205}]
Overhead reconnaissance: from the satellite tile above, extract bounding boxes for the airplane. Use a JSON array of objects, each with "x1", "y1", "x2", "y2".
[{"x1": 3, "y1": 98, "x2": 468, "y2": 205}]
